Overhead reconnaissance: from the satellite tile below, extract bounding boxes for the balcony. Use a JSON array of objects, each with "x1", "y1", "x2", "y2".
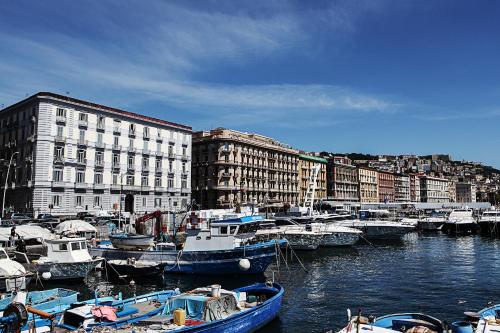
[
  {"x1": 168, "y1": 151, "x2": 175, "y2": 158},
  {"x1": 167, "y1": 187, "x2": 176, "y2": 192},
  {"x1": 53, "y1": 156, "x2": 65, "y2": 164},
  {"x1": 54, "y1": 136, "x2": 66, "y2": 144},
  {"x1": 181, "y1": 188, "x2": 191, "y2": 194},
  {"x1": 78, "y1": 119, "x2": 88, "y2": 128},
  {"x1": 74, "y1": 182, "x2": 88, "y2": 189},
  {"x1": 51, "y1": 180, "x2": 66, "y2": 188},
  {"x1": 56, "y1": 116, "x2": 66, "y2": 124},
  {"x1": 221, "y1": 172, "x2": 231, "y2": 178},
  {"x1": 77, "y1": 139, "x2": 88, "y2": 147},
  {"x1": 95, "y1": 141, "x2": 105, "y2": 149},
  {"x1": 112, "y1": 144, "x2": 122, "y2": 151},
  {"x1": 140, "y1": 185, "x2": 151, "y2": 192},
  {"x1": 156, "y1": 151, "x2": 164, "y2": 157},
  {"x1": 142, "y1": 149, "x2": 150, "y2": 156},
  {"x1": 181, "y1": 154, "x2": 189, "y2": 161},
  {"x1": 76, "y1": 158, "x2": 87, "y2": 166},
  {"x1": 128, "y1": 130, "x2": 136, "y2": 138},
  {"x1": 127, "y1": 146, "x2": 136, "y2": 153},
  {"x1": 95, "y1": 160, "x2": 104, "y2": 168},
  {"x1": 113, "y1": 127, "x2": 121, "y2": 135},
  {"x1": 94, "y1": 183, "x2": 106, "y2": 190},
  {"x1": 112, "y1": 163, "x2": 120, "y2": 170},
  {"x1": 127, "y1": 165, "x2": 135, "y2": 172},
  {"x1": 143, "y1": 134, "x2": 150, "y2": 140},
  {"x1": 123, "y1": 184, "x2": 141, "y2": 191},
  {"x1": 110, "y1": 184, "x2": 121, "y2": 191},
  {"x1": 96, "y1": 123, "x2": 105, "y2": 131}
]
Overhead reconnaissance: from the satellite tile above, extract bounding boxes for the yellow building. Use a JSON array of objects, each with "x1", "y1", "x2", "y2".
[
  {"x1": 298, "y1": 154, "x2": 327, "y2": 204},
  {"x1": 358, "y1": 166, "x2": 379, "y2": 203}
]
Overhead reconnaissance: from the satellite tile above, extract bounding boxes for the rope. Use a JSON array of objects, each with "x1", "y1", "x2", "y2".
[
  {"x1": 166, "y1": 249, "x2": 183, "y2": 271},
  {"x1": 359, "y1": 234, "x2": 375, "y2": 247}
]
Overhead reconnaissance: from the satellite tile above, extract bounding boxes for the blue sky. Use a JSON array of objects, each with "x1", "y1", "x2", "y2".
[{"x1": 1, "y1": 1, "x2": 500, "y2": 167}]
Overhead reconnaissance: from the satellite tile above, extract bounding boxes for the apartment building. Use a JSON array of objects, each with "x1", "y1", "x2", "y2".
[
  {"x1": 394, "y1": 173, "x2": 410, "y2": 202},
  {"x1": 378, "y1": 171, "x2": 395, "y2": 203},
  {"x1": 191, "y1": 128, "x2": 299, "y2": 209},
  {"x1": 419, "y1": 176, "x2": 449, "y2": 203},
  {"x1": 0, "y1": 92, "x2": 192, "y2": 215},
  {"x1": 326, "y1": 156, "x2": 359, "y2": 202},
  {"x1": 448, "y1": 179, "x2": 457, "y2": 202},
  {"x1": 409, "y1": 174, "x2": 421, "y2": 202},
  {"x1": 298, "y1": 154, "x2": 327, "y2": 203},
  {"x1": 358, "y1": 166, "x2": 379, "y2": 203},
  {"x1": 456, "y1": 182, "x2": 476, "y2": 203}
]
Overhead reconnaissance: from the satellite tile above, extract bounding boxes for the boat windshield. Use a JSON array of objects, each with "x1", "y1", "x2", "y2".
[
  {"x1": 0, "y1": 250, "x2": 8, "y2": 259},
  {"x1": 237, "y1": 222, "x2": 259, "y2": 234}
]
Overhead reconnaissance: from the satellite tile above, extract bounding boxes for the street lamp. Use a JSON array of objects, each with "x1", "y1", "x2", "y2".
[
  {"x1": 2, "y1": 152, "x2": 19, "y2": 218},
  {"x1": 118, "y1": 172, "x2": 127, "y2": 231}
]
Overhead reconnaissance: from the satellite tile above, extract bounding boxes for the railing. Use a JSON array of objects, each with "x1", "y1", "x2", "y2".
[
  {"x1": 78, "y1": 119, "x2": 88, "y2": 127},
  {"x1": 112, "y1": 144, "x2": 122, "y2": 151},
  {"x1": 56, "y1": 115, "x2": 66, "y2": 123},
  {"x1": 77, "y1": 139, "x2": 88, "y2": 146},
  {"x1": 54, "y1": 136, "x2": 66, "y2": 143}
]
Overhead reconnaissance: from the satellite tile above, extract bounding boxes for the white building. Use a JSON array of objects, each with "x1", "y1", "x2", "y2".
[
  {"x1": 419, "y1": 176, "x2": 449, "y2": 203},
  {"x1": 0, "y1": 92, "x2": 192, "y2": 216},
  {"x1": 394, "y1": 174, "x2": 410, "y2": 202}
]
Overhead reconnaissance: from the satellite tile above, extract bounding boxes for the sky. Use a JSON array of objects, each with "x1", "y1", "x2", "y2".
[{"x1": 1, "y1": 0, "x2": 500, "y2": 167}]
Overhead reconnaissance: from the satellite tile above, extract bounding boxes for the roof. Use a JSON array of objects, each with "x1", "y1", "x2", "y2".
[
  {"x1": 299, "y1": 154, "x2": 327, "y2": 164},
  {"x1": 1, "y1": 92, "x2": 192, "y2": 132}
]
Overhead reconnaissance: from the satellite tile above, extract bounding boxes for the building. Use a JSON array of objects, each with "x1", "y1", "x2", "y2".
[
  {"x1": 394, "y1": 173, "x2": 410, "y2": 202},
  {"x1": 456, "y1": 182, "x2": 476, "y2": 203},
  {"x1": 326, "y1": 156, "x2": 359, "y2": 202},
  {"x1": 409, "y1": 174, "x2": 421, "y2": 202},
  {"x1": 378, "y1": 171, "x2": 395, "y2": 203},
  {"x1": 298, "y1": 153, "x2": 327, "y2": 203},
  {"x1": 419, "y1": 176, "x2": 449, "y2": 203},
  {"x1": 447, "y1": 179, "x2": 457, "y2": 202},
  {"x1": 191, "y1": 128, "x2": 299, "y2": 209},
  {"x1": 358, "y1": 166, "x2": 379, "y2": 203},
  {"x1": 0, "y1": 92, "x2": 192, "y2": 216}
]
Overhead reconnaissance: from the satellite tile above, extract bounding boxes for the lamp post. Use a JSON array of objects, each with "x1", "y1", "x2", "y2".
[
  {"x1": 118, "y1": 172, "x2": 127, "y2": 231},
  {"x1": 2, "y1": 152, "x2": 19, "y2": 218}
]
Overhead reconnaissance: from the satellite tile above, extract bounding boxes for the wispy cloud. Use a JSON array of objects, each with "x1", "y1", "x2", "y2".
[{"x1": 0, "y1": 0, "x2": 400, "y2": 129}]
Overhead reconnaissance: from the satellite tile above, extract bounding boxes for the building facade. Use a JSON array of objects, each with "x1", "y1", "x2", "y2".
[
  {"x1": 358, "y1": 166, "x2": 379, "y2": 203},
  {"x1": 456, "y1": 182, "x2": 476, "y2": 203},
  {"x1": 378, "y1": 171, "x2": 395, "y2": 203},
  {"x1": 409, "y1": 173, "x2": 421, "y2": 202},
  {"x1": 447, "y1": 179, "x2": 457, "y2": 202},
  {"x1": 326, "y1": 156, "x2": 359, "y2": 202},
  {"x1": 394, "y1": 173, "x2": 410, "y2": 202},
  {"x1": 191, "y1": 128, "x2": 299, "y2": 209},
  {"x1": 419, "y1": 176, "x2": 449, "y2": 203},
  {"x1": 0, "y1": 92, "x2": 192, "y2": 216},
  {"x1": 298, "y1": 154, "x2": 327, "y2": 203}
]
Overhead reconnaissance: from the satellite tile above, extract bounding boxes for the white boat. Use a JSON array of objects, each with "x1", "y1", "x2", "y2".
[
  {"x1": 109, "y1": 233, "x2": 155, "y2": 250},
  {"x1": 478, "y1": 209, "x2": 500, "y2": 235},
  {"x1": 54, "y1": 220, "x2": 97, "y2": 239},
  {"x1": 441, "y1": 208, "x2": 477, "y2": 234},
  {"x1": 417, "y1": 211, "x2": 448, "y2": 231},
  {"x1": 0, "y1": 247, "x2": 33, "y2": 291},
  {"x1": 31, "y1": 237, "x2": 101, "y2": 280}
]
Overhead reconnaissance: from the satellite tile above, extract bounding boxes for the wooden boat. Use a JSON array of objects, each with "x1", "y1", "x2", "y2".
[
  {"x1": 0, "y1": 288, "x2": 78, "y2": 313},
  {"x1": 114, "y1": 282, "x2": 284, "y2": 333},
  {"x1": 109, "y1": 233, "x2": 155, "y2": 250},
  {"x1": 337, "y1": 311, "x2": 446, "y2": 333}
]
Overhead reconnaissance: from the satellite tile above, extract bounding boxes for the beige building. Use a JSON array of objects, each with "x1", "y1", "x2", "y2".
[
  {"x1": 191, "y1": 128, "x2": 299, "y2": 209},
  {"x1": 298, "y1": 153, "x2": 327, "y2": 204},
  {"x1": 456, "y1": 182, "x2": 476, "y2": 203},
  {"x1": 447, "y1": 179, "x2": 457, "y2": 202},
  {"x1": 358, "y1": 166, "x2": 379, "y2": 203},
  {"x1": 409, "y1": 174, "x2": 421, "y2": 202},
  {"x1": 394, "y1": 173, "x2": 410, "y2": 202},
  {"x1": 420, "y1": 176, "x2": 449, "y2": 203}
]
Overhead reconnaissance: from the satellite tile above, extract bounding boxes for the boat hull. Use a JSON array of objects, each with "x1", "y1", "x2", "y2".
[
  {"x1": 320, "y1": 232, "x2": 360, "y2": 247},
  {"x1": 441, "y1": 222, "x2": 477, "y2": 234},
  {"x1": 336, "y1": 222, "x2": 414, "y2": 240},
  {"x1": 34, "y1": 260, "x2": 101, "y2": 280},
  {"x1": 282, "y1": 233, "x2": 323, "y2": 250},
  {"x1": 109, "y1": 234, "x2": 155, "y2": 250},
  {"x1": 418, "y1": 221, "x2": 445, "y2": 231},
  {"x1": 478, "y1": 221, "x2": 500, "y2": 236},
  {"x1": 91, "y1": 240, "x2": 283, "y2": 274}
]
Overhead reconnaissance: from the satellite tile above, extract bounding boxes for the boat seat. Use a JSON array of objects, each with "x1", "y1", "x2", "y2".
[{"x1": 392, "y1": 319, "x2": 438, "y2": 333}]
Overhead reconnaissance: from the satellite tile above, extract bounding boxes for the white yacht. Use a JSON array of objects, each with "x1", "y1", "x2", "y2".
[
  {"x1": 417, "y1": 211, "x2": 448, "y2": 231},
  {"x1": 0, "y1": 247, "x2": 33, "y2": 291},
  {"x1": 441, "y1": 208, "x2": 477, "y2": 234}
]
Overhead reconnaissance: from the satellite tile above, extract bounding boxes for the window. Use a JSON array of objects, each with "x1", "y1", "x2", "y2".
[
  {"x1": 141, "y1": 176, "x2": 149, "y2": 186},
  {"x1": 129, "y1": 123, "x2": 135, "y2": 135},
  {"x1": 77, "y1": 149, "x2": 86, "y2": 163},
  {"x1": 97, "y1": 116, "x2": 105, "y2": 128},
  {"x1": 114, "y1": 136, "x2": 119, "y2": 146},
  {"x1": 182, "y1": 146, "x2": 187, "y2": 156},
  {"x1": 181, "y1": 179, "x2": 187, "y2": 189},
  {"x1": 128, "y1": 155, "x2": 134, "y2": 168},
  {"x1": 156, "y1": 142, "x2": 161, "y2": 153},
  {"x1": 79, "y1": 113, "x2": 87, "y2": 121},
  {"x1": 155, "y1": 177, "x2": 162, "y2": 187},
  {"x1": 142, "y1": 197, "x2": 147, "y2": 206},
  {"x1": 71, "y1": 242, "x2": 81, "y2": 251},
  {"x1": 220, "y1": 226, "x2": 228, "y2": 234},
  {"x1": 169, "y1": 160, "x2": 173, "y2": 171},
  {"x1": 57, "y1": 125, "x2": 64, "y2": 137},
  {"x1": 76, "y1": 171, "x2": 85, "y2": 183},
  {"x1": 129, "y1": 138, "x2": 134, "y2": 149},
  {"x1": 97, "y1": 133, "x2": 103, "y2": 145},
  {"x1": 53, "y1": 169, "x2": 63, "y2": 182},
  {"x1": 52, "y1": 195, "x2": 61, "y2": 207},
  {"x1": 79, "y1": 129, "x2": 85, "y2": 141},
  {"x1": 113, "y1": 119, "x2": 121, "y2": 132},
  {"x1": 142, "y1": 157, "x2": 149, "y2": 168},
  {"x1": 168, "y1": 177, "x2": 174, "y2": 188},
  {"x1": 182, "y1": 162, "x2": 186, "y2": 173},
  {"x1": 56, "y1": 108, "x2": 66, "y2": 117},
  {"x1": 112, "y1": 173, "x2": 118, "y2": 185},
  {"x1": 144, "y1": 141, "x2": 149, "y2": 152},
  {"x1": 230, "y1": 226, "x2": 237, "y2": 234},
  {"x1": 157, "y1": 129, "x2": 161, "y2": 138},
  {"x1": 155, "y1": 159, "x2": 161, "y2": 170},
  {"x1": 113, "y1": 153, "x2": 120, "y2": 166},
  {"x1": 95, "y1": 152, "x2": 103, "y2": 166},
  {"x1": 75, "y1": 195, "x2": 83, "y2": 207},
  {"x1": 155, "y1": 198, "x2": 162, "y2": 207},
  {"x1": 94, "y1": 173, "x2": 103, "y2": 184},
  {"x1": 143, "y1": 127, "x2": 149, "y2": 138},
  {"x1": 168, "y1": 144, "x2": 174, "y2": 156},
  {"x1": 57, "y1": 243, "x2": 68, "y2": 251},
  {"x1": 94, "y1": 196, "x2": 101, "y2": 208},
  {"x1": 54, "y1": 146, "x2": 64, "y2": 158},
  {"x1": 127, "y1": 175, "x2": 134, "y2": 185}
]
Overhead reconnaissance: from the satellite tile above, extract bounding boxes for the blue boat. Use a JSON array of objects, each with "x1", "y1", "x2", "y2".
[
  {"x1": 91, "y1": 216, "x2": 285, "y2": 275},
  {"x1": 470, "y1": 303, "x2": 500, "y2": 333},
  {"x1": 56, "y1": 289, "x2": 179, "y2": 331},
  {"x1": 116, "y1": 282, "x2": 284, "y2": 332},
  {"x1": 338, "y1": 312, "x2": 446, "y2": 333},
  {"x1": 0, "y1": 288, "x2": 78, "y2": 313}
]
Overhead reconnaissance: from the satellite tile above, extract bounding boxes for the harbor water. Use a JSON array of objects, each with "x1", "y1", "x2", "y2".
[{"x1": 49, "y1": 232, "x2": 500, "y2": 333}]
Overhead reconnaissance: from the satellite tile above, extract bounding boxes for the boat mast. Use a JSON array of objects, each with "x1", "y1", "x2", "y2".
[{"x1": 302, "y1": 164, "x2": 321, "y2": 217}]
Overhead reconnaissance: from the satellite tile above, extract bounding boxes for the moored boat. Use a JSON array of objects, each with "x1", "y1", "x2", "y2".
[
  {"x1": 441, "y1": 208, "x2": 477, "y2": 234},
  {"x1": 0, "y1": 288, "x2": 78, "y2": 313},
  {"x1": 417, "y1": 211, "x2": 448, "y2": 231},
  {"x1": 109, "y1": 233, "x2": 155, "y2": 250},
  {"x1": 0, "y1": 248, "x2": 33, "y2": 292},
  {"x1": 473, "y1": 303, "x2": 500, "y2": 333},
  {"x1": 478, "y1": 209, "x2": 500, "y2": 236}
]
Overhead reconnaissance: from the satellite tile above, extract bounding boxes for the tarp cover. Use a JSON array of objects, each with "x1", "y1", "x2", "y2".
[
  {"x1": 55, "y1": 220, "x2": 97, "y2": 234},
  {"x1": 203, "y1": 294, "x2": 239, "y2": 322},
  {"x1": 164, "y1": 294, "x2": 239, "y2": 322}
]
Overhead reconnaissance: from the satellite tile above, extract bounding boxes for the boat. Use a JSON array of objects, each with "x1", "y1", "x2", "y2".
[
  {"x1": 337, "y1": 311, "x2": 446, "y2": 333},
  {"x1": 113, "y1": 282, "x2": 284, "y2": 333},
  {"x1": 91, "y1": 216, "x2": 285, "y2": 274},
  {"x1": 54, "y1": 220, "x2": 97, "y2": 239},
  {"x1": 417, "y1": 211, "x2": 448, "y2": 231},
  {"x1": 472, "y1": 303, "x2": 500, "y2": 333},
  {"x1": 109, "y1": 233, "x2": 155, "y2": 250},
  {"x1": 31, "y1": 238, "x2": 102, "y2": 281},
  {"x1": 478, "y1": 209, "x2": 500, "y2": 236},
  {"x1": 0, "y1": 288, "x2": 78, "y2": 313},
  {"x1": 441, "y1": 208, "x2": 477, "y2": 234},
  {"x1": 0, "y1": 248, "x2": 33, "y2": 292},
  {"x1": 56, "y1": 290, "x2": 179, "y2": 331},
  {"x1": 106, "y1": 258, "x2": 165, "y2": 278}
]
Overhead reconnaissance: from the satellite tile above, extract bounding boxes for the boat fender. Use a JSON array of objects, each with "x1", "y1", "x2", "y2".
[
  {"x1": 41, "y1": 272, "x2": 52, "y2": 280},
  {"x1": 239, "y1": 258, "x2": 251, "y2": 271},
  {"x1": 450, "y1": 321, "x2": 473, "y2": 333}
]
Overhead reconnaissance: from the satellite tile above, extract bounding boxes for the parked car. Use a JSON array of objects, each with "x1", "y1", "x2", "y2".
[
  {"x1": 10, "y1": 213, "x2": 31, "y2": 224},
  {"x1": 77, "y1": 212, "x2": 94, "y2": 220},
  {"x1": 37, "y1": 213, "x2": 59, "y2": 223}
]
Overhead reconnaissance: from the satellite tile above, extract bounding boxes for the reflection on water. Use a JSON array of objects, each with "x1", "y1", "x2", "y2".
[{"x1": 36, "y1": 233, "x2": 500, "y2": 333}]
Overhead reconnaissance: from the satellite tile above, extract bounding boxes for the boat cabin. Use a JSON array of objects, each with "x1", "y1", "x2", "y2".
[
  {"x1": 359, "y1": 209, "x2": 391, "y2": 221},
  {"x1": 183, "y1": 216, "x2": 263, "y2": 252},
  {"x1": 40, "y1": 238, "x2": 92, "y2": 263},
  {"x1": 448, "y1": 208, "x2": 474, "y2": 220}
]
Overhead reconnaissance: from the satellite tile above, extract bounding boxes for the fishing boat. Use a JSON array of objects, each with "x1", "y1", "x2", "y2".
[
  {"x1": 0, "y1": 288, "x2": 78, "y2": 313},
  {"x1": 56, "y1": 290, "x2": 179, "y2": 331},
  {"x1": 478, "y1": 209, "x2": 500, "y2": 236},
  {"x1": 441, "y1": 208, "x2": 477, "y2": 234},
  {"x1": 0, "y1": 248, "x2": 33, "y2": 292},
  {"x1": 31, "y1": 238, "x2": 102, "y2": 281},
  {"x1": 106, "y1": 258, "x2": 165, "y2": 278},
  {"x1": 109, "y1": 233, "x2": 155, "y2": 250},
  {"x1": 113, "y1": 282, "x2": 284, "y2": 333},
  {"x1": 472, "y1": 303, "x2": 500, "y2": 333},
  {"x1": 337, "y1": 311, "x2": 447, "y2": 333},
  {"x1": 417, "y1": 211, "x2": 448, "y2": 231},
  {"x1": 91, "y1": 216, "x2": 285, "y2": 274}
]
